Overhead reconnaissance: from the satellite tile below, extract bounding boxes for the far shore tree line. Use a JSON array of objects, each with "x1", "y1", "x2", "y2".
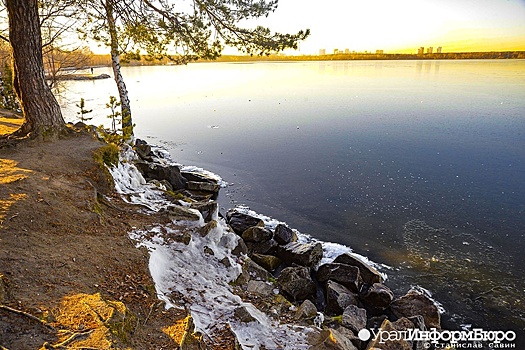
[{"x1": 0, "y1": 0, "x2": 309, "y2": 142}]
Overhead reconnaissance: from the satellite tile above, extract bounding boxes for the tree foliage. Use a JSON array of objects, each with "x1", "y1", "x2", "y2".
[
  {"x1": 75, "y1": 97, "x2": 93, "y2": 122},
  {"x1": 81, "y1": 0, "x2": 310, "y2": 64}
]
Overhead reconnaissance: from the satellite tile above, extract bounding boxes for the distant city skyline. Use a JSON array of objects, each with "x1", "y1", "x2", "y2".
[{"x1": 248, "y1": 0, "x2": 525, "y2": 55}]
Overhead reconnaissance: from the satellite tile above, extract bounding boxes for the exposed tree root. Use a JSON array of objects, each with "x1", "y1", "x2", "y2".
[
  {"x1": 0, "y1": 304, "x2": 56, "y2": 332},
  {"x1": 43, "y1": 329, "x2": 94, "y2": 349}
]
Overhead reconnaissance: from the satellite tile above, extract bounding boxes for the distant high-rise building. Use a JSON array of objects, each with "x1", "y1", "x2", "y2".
[
  {"x1": 437, "y1": 46, "x2": 442, "y2": 53},
  {"x1": 427, "y1": 47, "x2": 433, "y2": 54},
  {"x1": 344, "y1": 48, "x2": 350, "y2": 54},
  {"x1": 418, "y1": 47, "x2": 425, "y2": 55},
  {"x1": 319, "y1": 49, "x2": 326, "y2": 55},
  {"x1": 334, "y1": 49, "x2": 340, "y2": 54},
  {"x1": 376, "y1": 50, "x2": 384, "y2": 54}
]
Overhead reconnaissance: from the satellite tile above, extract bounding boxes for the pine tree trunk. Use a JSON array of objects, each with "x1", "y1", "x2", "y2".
[
  {"x1": 6, "y1": 0, "x2": 65, "y2": 139},
  {"x1": 105, "y1": 0, "x2": 134, "y2": 135}
]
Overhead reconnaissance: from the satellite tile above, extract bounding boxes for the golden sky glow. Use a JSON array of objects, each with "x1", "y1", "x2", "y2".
[{"x1": 258, "y1": 0, "x2": 525, "y2": 54}]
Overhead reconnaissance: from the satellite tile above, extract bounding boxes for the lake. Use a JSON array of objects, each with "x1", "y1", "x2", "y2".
[{"x1": 60, "y1": 60, "x2": 525, "y2": 338}]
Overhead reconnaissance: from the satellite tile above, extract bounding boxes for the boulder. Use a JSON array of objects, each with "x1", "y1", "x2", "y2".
[
  {"x1": 294, "y1": 299, "x2": 318, "y2": 321},
  {"x1": 165, "y1": 205, "x2": 201, "y2": 222},
  {"x1": 191, "y1": 202, "x2": 217, "y2": 223},
  {"x1": 134, "y1": 139, "x2": 152, "y2": 160},
  {"x1": 226, "y1": 209, "x2": 264, "y2": 235},
  {"x1": 186, "y1": 181, "x2": 220, "y2": 193},
  {"x1": 389, "y1": 289, "x2": 441, "y2": 329},
  {"x1": 231, "y1": 237, "x2": 248, "y2": 257},
  {"x1": 181, "y1": 190, "x2": 215, "y2": 202},
  {"x1": 245, "y1": 239, "x2": 278, "y2": 256},
  {"x1": 342, "y1": 304, "x2": 367, "y2": 334},
  {"x1": 251, "y1": 253, "x2": 282, "y2": 272},
  {"x1": 235, "y1": 258, "x2": 271, "y2": 285},
  {"x1": 233, "y1": 306, "x2": 257, "y2": 324},
  {"x1": 273, "y1": 224, "x2": 297, "y2": 245},
  {"x1": 160, "y1": 179, "x2": 173, "y2": 192},
  {"x1": 325, "y1": 280, "x2": 359, "y2": 316},
  {"x1": 407, "y1": 315, "x2": 429, "y2": 350},
  {"x1": 198, "y1": 220, "x2": 218, "y2": 237},
  {"x1": 276, "y1": 242, "x2": 323, "y2": 268},
  {"x1": 135, "y1": 162, "x2": 187, "y2": 190},
  {"x1": 316, "y1": 263, "x2": 362, "y2": 293},
  {"x1": 172, "y1": 231, "x2": 192, "y2": 245},
  {"x1": 333, "y1": 253, "x2": 383, "y2": 285},
  {"x1": 366, "y1": 315, "x2": 387, "y2": 329},
  {"x1": 365, "y1": 318, "x2": 414, "y2": 350},
  {"x1": 277, "y1": 266, "x2": 316, "y2": 301},
  {"x1": 241, "y1": 226, "x2": 273, "y2": 243},
  {"x1": 307, "y1": 328, "x2": 359, "y2": 350},
  {"x1": 246, "y1": 280, "x2": 274, "y2": 297},
  {"x1": 360, "y1": 283, "x2": 394, "y2": 313},
  {"x1": 181, "y1": 171, "x2": 218, "y2": 185},
  {"x1": 334, "y1": 327, "x2": 363, "y2": 350}
]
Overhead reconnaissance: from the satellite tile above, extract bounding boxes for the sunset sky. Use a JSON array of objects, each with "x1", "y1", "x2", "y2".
[{"x1": 258, "y1": 0, "x2": 525, "y2": 54}]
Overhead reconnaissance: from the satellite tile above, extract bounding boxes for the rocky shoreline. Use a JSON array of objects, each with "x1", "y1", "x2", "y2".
[{"x1": 127, "y1": 138, "x2": 444, "y2": 349}]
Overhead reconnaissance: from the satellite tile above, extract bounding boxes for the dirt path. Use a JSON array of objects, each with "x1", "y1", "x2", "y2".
[{"x1": 0, "y1": 130, "x2": 187, "y2": 349}]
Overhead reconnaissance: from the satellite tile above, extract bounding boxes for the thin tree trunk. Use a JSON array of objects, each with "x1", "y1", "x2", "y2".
[
  {"x1": 6, "y1": 0, "x2": 65, "y2": 139},
  {"x1": 105, "y1": 0, "x2": 133, "y2": 136}
]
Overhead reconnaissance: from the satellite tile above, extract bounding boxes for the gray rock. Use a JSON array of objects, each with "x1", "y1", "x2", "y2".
[
  {"x1": 389, "y1": 289, "x2": 441, "y2": 329},
  {"x1": 251, "y1": 253, "x2": 282, "y2": 272},
  {"x1": 408, "y1": 315, "x2": 428, "y2": 350},
  {"x1": 191, "y1": 201, "x2": 217, "y2": 222},
  {"x1": 172, "y1": 231, "x2": 192, "y2": 245},
  {"x1": 220, "y1": 257, "x2": 232, "y2": 268},
  {"x1": 135, "y1": 162, "x2": 187, "y2": 190},
  {"x1": 203, "y1": 246, "x2": 214, "y2": 256},
  {"x1": 245, "y1": 239, "x2": 278, "y2": 256},
  {"x1": 294, "y1": 299, "x2": 318, "y2": 321},
  {"x1": 165, "y1": 205, "x2": 201, "y2": 222},
  {"x1": 360, "y1": 283, "x2": 394, "y2": 313},
  {"x1": 307, "y1": 328, "x2": 359, "y2": 350},
  {"x1": 333, "y1": 253, "x2": 383, "y2": 285},
  {"x1": 198, "y1": 220, "x2": 218, "y2": 237},
  {"x1": 274, "y1": 224, "x2": 297, "y2": 245},
  {"x1": 181, "y1": 171, "x2": 218, "y2": 185},
  {"x1": 235, "y1": 258, "x2": 271, "y2": 285},
  {"x1": 277, "y1": 266, "x2": 316, "y2": 301},
  {"x1": 247, "y1": 280, "x2": 274, "y2": 297},
  {"x1": 365, "y1": 318, "x2": 414, "y2": 350},
  {"x1": 325, "y1": 280, "x2": 359, "y2": 316},
  {"x1": 231, "y1": 237, "x2": 248, "y2": 256},
  {"x1": 335, "y1": 327, "x2": 363, "y2": 350},
  {"x1": 241, "y1": 226, "x2": 273, "y2": 243},
  {"x1": 160, "y1": 179, "x2": 173, "y2": 191},
  {"x1": 186, "y1": 181, "x2": 220, "y2": 193},
  {"x1": 366, "y1": 315, "x2": 387, "y2": 329},
  {"x1": 342, "y1": 304, "x2": 367, "y2": 333},
  {"x1": 226, "y1": 209, "x2": 264, "y2": 235},
  {"x1": 234, "y1": 306, "x2": 257, "y2": 323},
  {"x1": 276, "y1": 242, "x2": 323, "y2": 268},
  {"x1": 134, "y1": 140, "x2": 152, "y2": 160},
  {"x1": 181, "y1": 190, "x2": 214, "y2": 202},
  {"x1": 316, "y1": 263, "x2": 362, "y2": 293}
]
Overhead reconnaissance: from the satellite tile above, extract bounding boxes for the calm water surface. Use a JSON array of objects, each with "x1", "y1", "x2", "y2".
[{"x1": 61, "y1": 60, "x2": 525, "y2": 339}]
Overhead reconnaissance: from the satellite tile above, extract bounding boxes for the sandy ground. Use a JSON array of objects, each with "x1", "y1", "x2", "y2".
[{"x1": 0, "y1": 116, "x2": 192, "y2": 349}]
